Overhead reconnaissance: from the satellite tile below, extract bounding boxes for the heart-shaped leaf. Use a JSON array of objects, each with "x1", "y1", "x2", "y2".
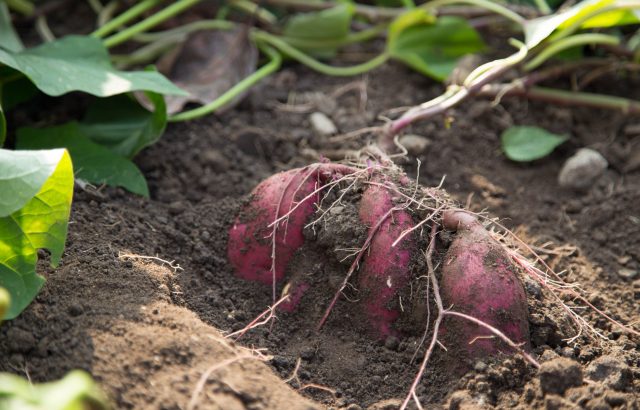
[
  {"x1": 0, "y1": 2, "x2": 24, "y2": 52},
  {"x1": 17, "y1": 123, "x2": 149, "y2": 196},
  {"x1": 80, "y1": 92, "x2": 166, "y2": 158},
  {"x1": 0, "y1": 35, "x2": 186, "y2": 97},
  {"x1": 387, "y1": 13, "x2": 485, "y2": 81},
  {"x1": 501, "y1": 126, "x2": 568, "y2": 162},
  {"x1": 0, "y1": 148, "x2": 73, "y2": 319}
]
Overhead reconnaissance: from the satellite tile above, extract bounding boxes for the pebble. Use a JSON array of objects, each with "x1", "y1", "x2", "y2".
[
  {"x1": 398, "y1": 134, "x2": 431, "y2": 156},
  {"x1": 310, "y1": 112, "x2": 337, "y2": 135},
  {"x1": 384, "y1": 335, "x2": 399, "y2": 351},
  {"x1": 558, "y1": 148, "x2": 608, "y2": 190},
  {"x1": 67, "y1": 303, "x2": 84, "y2": 317},
  {"x1": 539, "y1": 357, "x2": 583, "y2": 395},
  {"x1": 586, "y1": 355, "x2": 632, "y2": 391},
  {"x1": 617, "y1": 268, "x2": 638, "y2": 280}
]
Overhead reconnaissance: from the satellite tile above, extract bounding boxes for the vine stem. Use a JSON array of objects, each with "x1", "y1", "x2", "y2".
[
  {"x1": 253, "y1": 32, "x2": 389, "y2": 76},
  {"x1": 92, "y1": 0, "x2": 162, "y2": 38},
  {"x1": 103, "y1": 0, "x2": 202, "y2": 48},
  {"x1": 168, "y1": 43, "x2": 282, "y2": 122},
  {"x1": 524, "y1": 33, "x2": 620, "y2": 71},
  {"x1": 479, "y1": 84, "x2": 640, "y2": 114}
]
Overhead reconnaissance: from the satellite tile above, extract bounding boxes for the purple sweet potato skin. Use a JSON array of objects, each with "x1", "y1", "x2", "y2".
[
  {"x1": 358, "y1": 181, "x2": 415, "y2": 339},
  {"x1": 228, "y1": 163, "x2": 357, "y2": 288},
  {"x1": 228, "y1": 168, "x2": 318, "y2": 285},
  {"x1": 441, "y1": 211, "x2": 531, "y2": 359}
]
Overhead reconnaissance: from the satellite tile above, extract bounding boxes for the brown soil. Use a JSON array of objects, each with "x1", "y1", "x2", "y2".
[{"x1": 1, "y1": 62, "x2": 639, "y2": 410}]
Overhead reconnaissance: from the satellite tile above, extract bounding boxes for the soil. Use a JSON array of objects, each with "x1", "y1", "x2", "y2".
[{"x1": 1, "y1": 59, "x2": 639, "y2": 410}]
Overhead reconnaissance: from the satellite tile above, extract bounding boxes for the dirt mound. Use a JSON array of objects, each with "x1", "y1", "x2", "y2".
[{"x1": 1, "y1": 64, "x2": 639, "y2": 409}]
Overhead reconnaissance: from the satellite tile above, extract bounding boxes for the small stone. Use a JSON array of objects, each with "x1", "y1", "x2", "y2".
[
  {"x1": 201, "y1": 149, "x2": 230, "y2": 171},
  {"x1": 67, "y1": 303, "x2": 84, "y2": 317},
  {"x1": 617, "y1": 255, "x2": 631, "y2": 265},
  {"x1": 561, "y1": 346, "x2": 576, "y2": 359},
  {"x1": 623, "y1": 123, "x2": 640, "y2": 136},
  {"x1": 6, "y1": 327, "x2": 37, "y2": 353},
  {"x1": 604, "y1": 392, "x2": 626, "y2": 407},
  {"x1": 310, "y1": 112, "x2": 337, "y2": 135},
  {"x1": 586, "y1": 355, "x2": 632, "y2": 391},
  {"x1": 539, "y1": 358, "x2": 583, "y2": 395},
  {"x1": 384, "y1": 336, "x2": 399, "y2": 351},
  {"x1": 617, "y1": 268, "x2": 638, "y2": 280},
  {"x1": 558, "y1": 148, "x2": 608, "y2": 190},
  {"x1": 168, "y1": 201, "x2": 185, "y2": 215},
  {"x1": 587, "y1": 397, "x2": 612, "y2": 410},
  {"x1": 300, "y1": 346, "x2": 315, "y2": 361},
  {"x1": 544, "y1": 395, "x2": 567, "y2": 410},
  {"x1": 474, "y1": 361, "x2": 487, "y2": 372},
  {"x1": 367, "y1": 399, "x2": 402, "y2": 410},
  {"x1": 398, "y1": 134, "x2": 431, "y2": 156}
]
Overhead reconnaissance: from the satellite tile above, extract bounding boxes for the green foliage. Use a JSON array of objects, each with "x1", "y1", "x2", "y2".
[
  {"x1": 0, "y1": 104, "x2": 5, "y2": 146},
  {"x1": 0, "y1": 370, "x2": 110, "y2": 410},
  {"x1": 0, "y1": 287, "x2": 9, "y2": 324},
  {"x1": 387, "y1": 10, "x2": 485, "y2": 80},
  {"x1": 282, "y1": 4, "x2": 355, "y2": 56},
  {"x1": 17, "y1": 123, "x2": 149, "y2": 196},
  {"x1": 0, "y1": 35, "x2": 186, "y2": 97},
  {"x1": 80, "y1": 93, "x2": 167, "y2": 158},
  {"x1": 524, "y1": 0, "x2": 640, "y2": 48},
  {"x1": 0, "y1": 149, "x2": 73, "y2": 320},
  {"x1": 501, "y1": 126, "x2": 568, "y2": 162},
  {"x1": 0, "y1": 2, "x2": 23, "y2": 52}
]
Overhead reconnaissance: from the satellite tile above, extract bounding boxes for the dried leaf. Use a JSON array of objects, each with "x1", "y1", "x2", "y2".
[{"x1": 161, "y1": 27, "x2": 258, "y2": 114}]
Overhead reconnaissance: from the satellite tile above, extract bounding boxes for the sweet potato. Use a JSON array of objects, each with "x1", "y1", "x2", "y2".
[
  {"x1": 440, "y1": 210, "x2": 531, "y2": 359},
  {"x1": 227, "y1": 164, "x2": 355, "y2": 285},
  {"x1": 358, "y1": 178, "x2": 415, "y2": 338}
]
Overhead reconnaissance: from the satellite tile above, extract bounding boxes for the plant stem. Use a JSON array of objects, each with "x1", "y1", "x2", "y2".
[
  {"x1": 92, "y1": 0, "x2": 162, "y2": 38},
  {"x1": 131, "y1": 19, "x2": 235, "y2": 42},
  {"x1": 525, "y1": 33, "x2": 620, "y2": 71},
  {"x1": 533, "y1": 0, "x2": 551, "y2": 14},
  {"x1": 253, "y1": 32, "x2": 389, "y2": 76},
  {"x1": 230, "y1": 0, "x2": 277, "y2": 26},
  {"x1": 261, "y1": 0, "x2": 401, "y2": 21},
  {"x1": 168, "y1": 44, "x2": 282, "y2": 122},
  {"x1": 423, "y1": 0, "x2": 525, "y2": 26},
  {"x1": 479, "y1": 85, "x2": 640, "y2": 114},
  {"x1": 280, "y1": 23, "x2": 387, "y2": 50},
  {"x1": 382, "y1": 40, "x2": 528, "y2": 148},
  {"x1": 103, "y1": 0, "x2": 202, "y2": 48},
  {"x1": 6, "y1": 0, "x2": 34, "y2": 16},
  {"x1": 553, "y1": 2, "x2": 640, "y2": 43}
]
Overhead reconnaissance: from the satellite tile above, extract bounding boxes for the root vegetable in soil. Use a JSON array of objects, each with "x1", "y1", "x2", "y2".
[{"x1": 226, "y1": 156, "x2": 639, "y2": 409}]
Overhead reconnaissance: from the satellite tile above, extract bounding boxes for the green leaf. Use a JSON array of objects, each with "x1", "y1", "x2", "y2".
[
  {"x1": 282, "y1": 4, "x2": 355, "y2": 56},
  {"x1": 388, "y1": 8, "x2": 436, "y2": 46},
  {"x1": 284, "y1": 4, "x2": 355, "y2": 41},
  {"x1": 17, "y1": 123, "x2": 149, "y2": 196},
  {"x1": 523, "y1": 0, "x2": 638, "y2": 48},
  {"x1": 0, "y1": 35, "x2": 187, "y2": 97},
  {"x1": 0, "y1": 149, "x2": 67, "y2": 217},
  {"x1": 0, "y1": 103, "x2": 5, "y2": 147},
  {"x1": 1, "y1": 67, "x2": 39, "y2": 111},
  {"x1": 0, "y1": 148, "x2": 73, "y2": 319},
  {"x1": 80, "y1": 92, "x2": 167, "y2": 158},
  {"x1": 0, "y1": 2, "x2": 24, "y2": 52},
  {"x1": 387, "y1": 15, "x2": 485, "y2": 81},
  {"x1": 501, "y1": 126, "x2": 568, "y2": 162},
  {"x1": 0, "y1": 286, "x2": 9, "y2": 323},
  {"x1": 0, "y1": 370, "x2": 110, "y2": 410},
  {"x1": 0, "y1": 263, "x2": 43, "y2": 320}
]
